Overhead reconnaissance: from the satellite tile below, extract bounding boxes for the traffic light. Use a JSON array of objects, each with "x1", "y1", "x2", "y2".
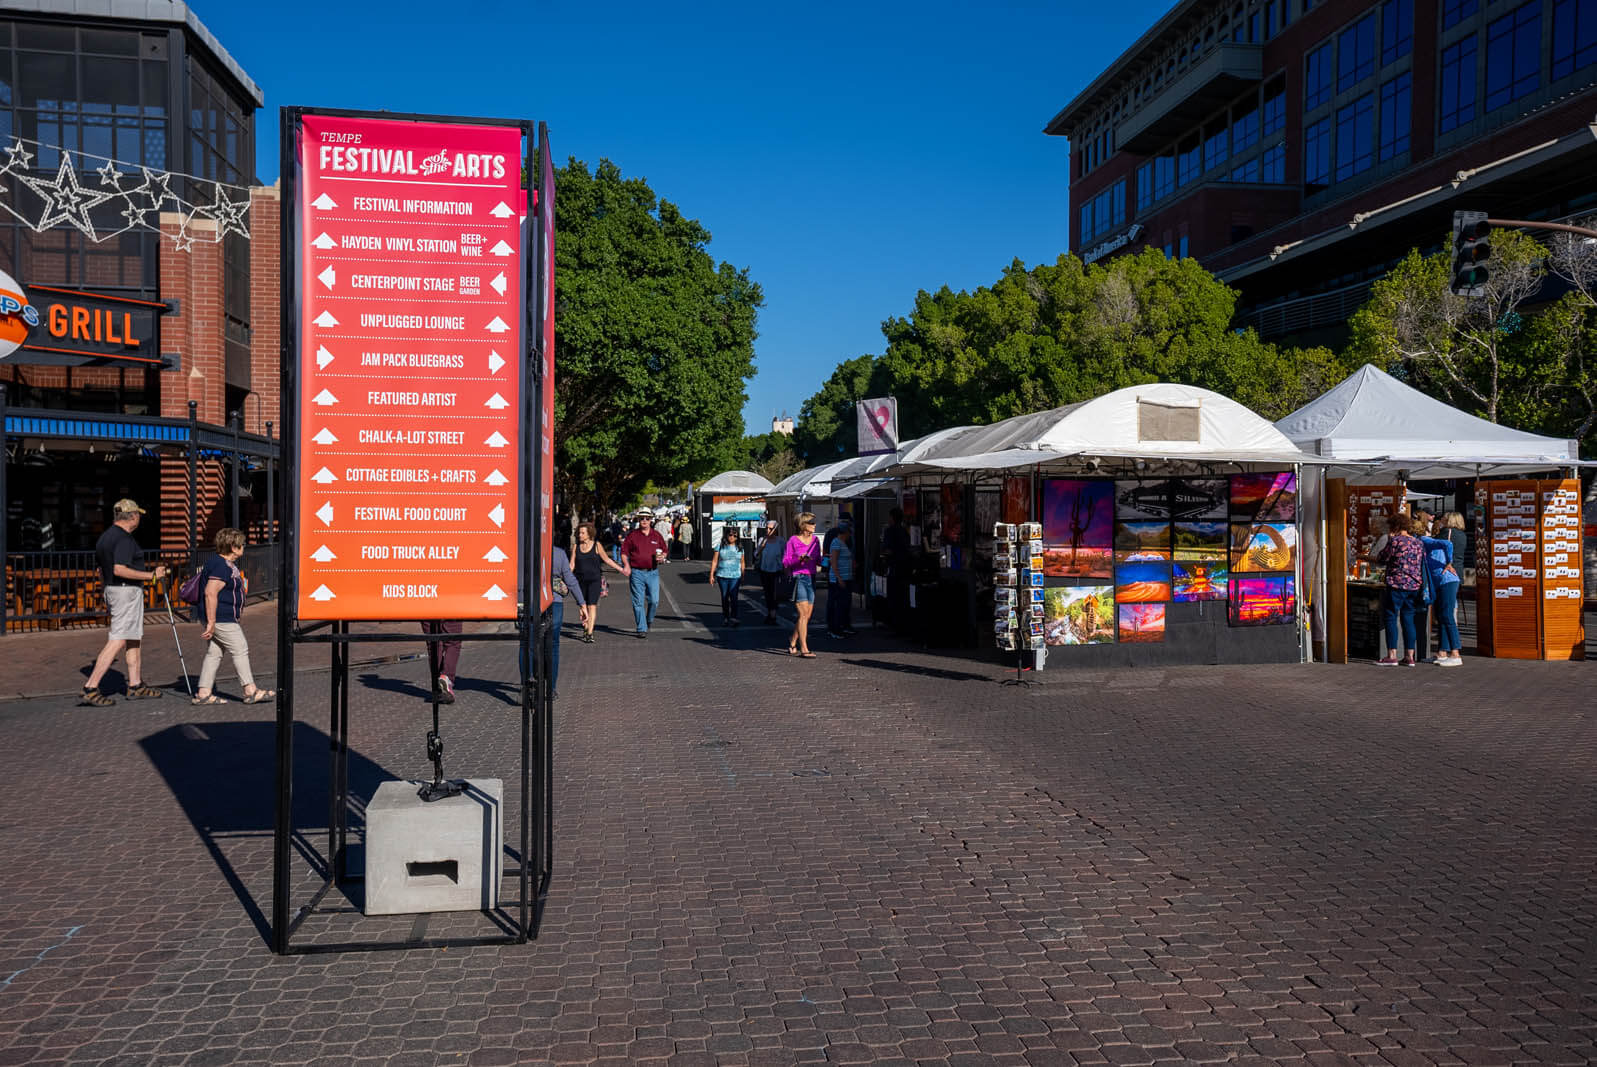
[{"x1": 1450, "y1": 210, "x2": 1491, "y2": 297}]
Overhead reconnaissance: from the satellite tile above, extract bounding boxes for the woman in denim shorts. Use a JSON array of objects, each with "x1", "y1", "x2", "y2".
[{"x1": 782, "y1": 512, "x2": 822, "y2": 657}]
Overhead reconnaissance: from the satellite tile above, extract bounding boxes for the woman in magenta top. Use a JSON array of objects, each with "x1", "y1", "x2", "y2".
[{"x1": 783, "y1": 512, "x2": 822, "y2": 657}]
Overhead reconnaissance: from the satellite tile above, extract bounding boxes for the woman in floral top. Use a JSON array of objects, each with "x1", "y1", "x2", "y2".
[{"x1": 1375, "y1": 513, "x2": 1425, "y2": 666}]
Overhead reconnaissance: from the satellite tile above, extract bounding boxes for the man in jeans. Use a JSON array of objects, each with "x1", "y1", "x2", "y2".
[
  {"x1": 81, "y1": 498, "x2": 168, "y2": 706},
  {"x1": 825, "y1": 523, "x2": 857, "y2": 638},
  {"x1": 622, "y1": 512, "x2": 668, "y2": 637}
]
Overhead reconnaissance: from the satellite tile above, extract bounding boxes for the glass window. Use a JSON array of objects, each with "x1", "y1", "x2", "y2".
[
  {"x1": 1304, "y1": 116, "x2": 1332, "y2": 185},
  {"x1": 1112, "y1": 181, "x2": 1126, "y2": 227},
  {"x1": 1440, "y1": 35, "x2": 1477, "y2": 131},
  {"x1": 1154, "y1": 153, "x2": 1176, "y2": 199},
  {"x1": 1232, "y1": 101, "x2": 1259, "y2": 152},
  {"x1": 1378, "y1": 73, "x2": 1413, "y2": 160},
  {"x1": 1081, "y1": 204, "x2": 1094, "y2": 243},
  {"x1": 1204, "y1": 122, "x2": 1228, "y2": 171},
  {"x1": 1382, "y1": 0, "x2": 1413, "y2": 64},
  {"x1": 1485, "y1": 1, "x2": 1541, "y2": 110},
  {"x1": 1305, "y1": 42, "x2": 1334, "y2": 109},
  {"x1": 1262, "y1": 81, "x2": 1286, "y2": 134},
  {"x1": 1179, "y1": 235, "x2": 1190, "y2": 258},
  {"x1": 1334, "y1": 94, "x2": 1375, "y2": 181},
  {"x1": 1266, "y1": 0, "x2": 1280, "y2": 39},
  {"x1": 1262, "y1": 142, "x2": 1286, "y2": 182},
  {"x1": 1442, "y1": 0, "x2": 1479, "y2": 30},
  {"x1": 1339, "y1": 14, "x2": 1378, "y2": 90},
  {"x1": 1552, "y1": 0, "x2": 1597, "y2": 78},
  {"x1": 1231, "y1": 157, "x2": 1261, "y2": 181},
  {"x1": 1137, "y1": 161, "x2": 1154, "y2": 210},
  {"x1": 1177, "y1": 136, "x2": 1201, "y2": 186}
]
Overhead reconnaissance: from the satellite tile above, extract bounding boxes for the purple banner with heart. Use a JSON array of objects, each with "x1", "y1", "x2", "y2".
[{"x1": 857, "y1": 396, "x2": 899, "y2": 456}]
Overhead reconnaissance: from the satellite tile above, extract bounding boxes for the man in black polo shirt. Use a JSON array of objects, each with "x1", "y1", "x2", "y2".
[{"x1": 81, "y1": 498, "x2": 167, "y2": 706}]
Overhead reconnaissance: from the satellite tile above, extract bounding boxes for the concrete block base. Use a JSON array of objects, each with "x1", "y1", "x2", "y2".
[{"x1": 364, "y1": 778, "x2": 502, "y2": 916}]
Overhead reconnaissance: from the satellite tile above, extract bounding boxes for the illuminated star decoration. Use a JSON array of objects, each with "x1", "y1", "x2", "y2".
[
  {"x1": 3, "y1": 139, "x2": 34, "y2": 170},
  {"x1": 22, "y1": 154, "x2": 115, "y2": 238},
  {"x1": 200, "y1": 182, "x2": 251, "y2": 239},
  {"x1": 96, "y1": 159, "x2": 125, "y2": 189}
]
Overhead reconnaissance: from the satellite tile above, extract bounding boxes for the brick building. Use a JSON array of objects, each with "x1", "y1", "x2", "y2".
[
  {"x1": 0, "y1": 1, "x2": 282, "y2": 564},
  {"x1": 1046, "y1": 0, "x2": 1597, "y2": 343}
]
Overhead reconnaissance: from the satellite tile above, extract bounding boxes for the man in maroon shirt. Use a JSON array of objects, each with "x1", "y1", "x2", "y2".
[{"x1": 622, "y1": 512, "x2": 669, "y2": 637}]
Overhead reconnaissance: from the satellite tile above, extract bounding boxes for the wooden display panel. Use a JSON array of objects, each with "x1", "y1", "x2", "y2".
[
  {"x1": 1538, "y1": 478, "x2": 1585, "y2": 660},
  {"x1": 1473, "y1": 483, "x2": 1496, "y2": 657},
  {"x1": 1326, "y1": 478, "x2": 1349, "y2": 664},
  {"x1": 1480, "y1": 480, "x2": 1543, "y2": 659}
]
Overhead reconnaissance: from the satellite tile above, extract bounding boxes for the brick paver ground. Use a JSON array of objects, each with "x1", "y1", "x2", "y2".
[{"x1": 1, "y1": 567, "x2": 1593, "y2": 1065}]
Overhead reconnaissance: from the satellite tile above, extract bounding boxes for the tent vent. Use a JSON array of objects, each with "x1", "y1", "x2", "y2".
[{"x1": 1138, "y1": 399, "x2": 1201, "y2": 442}]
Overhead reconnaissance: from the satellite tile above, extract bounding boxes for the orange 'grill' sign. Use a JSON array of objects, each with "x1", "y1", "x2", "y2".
[{"x1": 295, "y1": 114, "x2": 523, "y2": 620}]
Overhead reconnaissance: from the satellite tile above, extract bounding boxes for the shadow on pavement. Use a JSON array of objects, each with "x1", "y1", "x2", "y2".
[
  {"x1": 139, "y1": 720, "x2": 395, "y2": 947},
  {"x1": 839, "y1": 657, "x2": 995, "y2": 683}
]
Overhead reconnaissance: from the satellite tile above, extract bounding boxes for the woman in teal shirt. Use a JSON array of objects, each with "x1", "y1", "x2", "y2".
[{"x1": 709, "y1": 526, "x2": 746, "y2": 626}]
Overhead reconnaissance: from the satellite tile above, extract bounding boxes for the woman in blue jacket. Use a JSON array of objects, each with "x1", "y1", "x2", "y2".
[{"x1": 1420, "y1": 519, "x2": 1462, "y2": 666}]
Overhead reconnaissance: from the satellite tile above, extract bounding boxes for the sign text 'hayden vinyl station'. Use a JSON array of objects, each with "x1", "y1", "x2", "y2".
[{"x1": 296, "y1": 114, "x2": 523, "y2": 621}]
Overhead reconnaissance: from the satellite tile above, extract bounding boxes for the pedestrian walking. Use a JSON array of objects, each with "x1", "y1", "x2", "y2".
[
  {"x1": 676, "y1": 515, "x2": 695, "y2": 561},
  {"x1": 882, "y1": 507, "x2": 912, "y2": 629},
  {"x1": 756, "y1": 520, "x2": 785, "y2": 623},
  {"x1": 1422, "y1": 517, "x2": 1463, "y2": 666},
  {"x1": 546, "y1": 541, "x2": 587, "y2": 698},
  {"x1": 1373, "y1": 513, "x2": 1425, "y2": 666},
  {"x1": 572, "y1": 522, "x2": 627, "y2": 642},
  {"x1": 784, "y1": 512, "x2": 822, "y2": 658},
  {"x1": 825, "y1": 523, "x2": 856, "y2": 639},
  {"x1": 81, "y1": 498, "x2": 168, "y2": 706},
  {"x1": 421, "y1": 619, "x2": 464, "y2": 702},
  {"x1": 191, "y1": 527, "x2": 274, "y2": 705},
  {"x1": 622, "y1": 511, "x2": 668, "y2": 637},
  {"x1": 710, "y1": 525, "x2": 745, "y2": 626}
]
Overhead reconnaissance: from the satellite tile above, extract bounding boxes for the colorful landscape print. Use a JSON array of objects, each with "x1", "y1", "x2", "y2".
[
  {"x1": 1115, "y1": 561, "x2": 1171, "y2": 602},
  {"x1": 1042, "y1": 479, "x2": 1115, "y2": 579},
  {"x1": 1118, "y1": 603, "x2": 1165, "y2": 643},
  {"x1": 1115, "y1": 521, "x2": 1171, "y2": 562},
  {"x1": 1229, "y1": 574, "x2": 1296, "y2": 626},
  {"x1": 1172, "y1": 521, "x2": 1226, "y2": 561},
  {"x1": 1229, "y1": 522, "x2": 1298, "y2": 572},
  {"x1": 1043, "y1": 585, "x2": 1116, "y2": 645},
  {"x1": 1170, "y1": 477, "x2": 1228, "y2": 520},
  {"x1": 1230, "y1": 471, "x2": 1297, "y2": 521},
  {"x1": 1173, "y1": 562, "x2": 1228, "y2": 601}
]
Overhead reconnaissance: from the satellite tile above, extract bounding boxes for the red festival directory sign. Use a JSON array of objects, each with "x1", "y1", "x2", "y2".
[{"x1": 295, "y1": 114, "x2": 524, "y2": 620}]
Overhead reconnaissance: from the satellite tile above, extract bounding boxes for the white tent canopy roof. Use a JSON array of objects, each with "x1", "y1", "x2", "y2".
[
  {"x1": 1276, "y1": 363, "x2": 1579, "y2": 466},
  {"x1": 697, "y1": 470, "x2": 776, "y2": 495}
]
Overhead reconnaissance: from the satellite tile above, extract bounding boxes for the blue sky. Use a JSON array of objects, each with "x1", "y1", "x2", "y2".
[{"x1": 210, "y1": 0, "x2": 1171, "y2": 436}]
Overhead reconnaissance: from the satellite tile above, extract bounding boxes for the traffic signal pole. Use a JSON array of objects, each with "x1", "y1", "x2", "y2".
[{"x1": 1485, "y1": 219, "x2": 1597, "y2": 240}]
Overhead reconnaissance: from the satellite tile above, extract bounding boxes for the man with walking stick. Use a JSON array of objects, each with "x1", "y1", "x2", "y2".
[{"x1": 81, "y1": 498, "x2": 167, "y2": 706}]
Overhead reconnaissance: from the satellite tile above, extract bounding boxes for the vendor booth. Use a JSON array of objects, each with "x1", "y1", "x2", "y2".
[
  {"x1": 880, "y1": 383, "x2": 1326, "y2": 668},
  {"x1": 1277, "y1": 364, "x2": 1586, "y2": 662},
  {"x1": 693, "y1": 470, "x2": 775, "y2": 562}
]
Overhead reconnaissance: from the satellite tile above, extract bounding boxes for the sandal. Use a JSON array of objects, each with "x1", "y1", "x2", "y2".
[
  {"x1": 799, "y1": 651, "x2": 817, "y2": 658},
  {"x1": 242, "y1": 689, "x2": 276, "y2": 704},
  {"x1": 79, "y1": 686, "x2": 115, "y2": 707},
  {"x1": 787, "y1": 643, "x2": 799, "y2": 656},
  {"x1": 191, "y1": 694, "x2": 227, "y2": 706},
  {"x1": 126, "y1": 685, "x2": 164, "y2": 700}
]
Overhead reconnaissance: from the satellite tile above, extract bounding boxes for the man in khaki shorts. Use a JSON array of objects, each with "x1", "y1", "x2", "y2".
[{"x1": 81, "y1": 498, "x2": 167, "y2": 706}]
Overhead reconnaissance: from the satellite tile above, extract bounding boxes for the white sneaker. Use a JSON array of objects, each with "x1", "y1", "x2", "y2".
[{"x1": 1438, "y1": 656, "x2": 1462, "y2": 667}]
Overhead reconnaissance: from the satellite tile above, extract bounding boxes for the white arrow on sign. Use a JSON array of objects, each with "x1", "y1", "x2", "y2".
[
  {"x1": 318, "y1": 265, "x2": 337, "y2": 289},
  {"x1": 310, "y1": 544, "x2": 337, "y2": 562},
  {"x1": 490, "y1": 271, "x2": 507, "y2": 296},
  {"x1": 483, "y1": 545, "x2": 509, "y2": 562},
  {"x1": 314, "y1": 310, "x2": 339, "y2": 328},
  {"x1": 311, "y1": 466, "x2": 338, "y2": 484},
  {"x1": 312, "y1": 427, "x2": 339, "y2": 445},
  {"x1": 316, "y1": 502, "x2": 334, "y2": 526},
  {"x1": 309, "y1": 584, "x2": 336, "y2": 602},
  {"x1": 311, "y1": 232, "x2": 336, "y2": 250},
  {"x1": 490, "y1": 201, "x2": 514, "y2": 218},
  {"x1": 312, "y1": 193, "x2": 338, "y2": 210},
  {"x1": 484, "y1": 469, "x2": 509, "y2": 486},
  {"x1": 488, "y1": 503, "x2": 506, "y2": 527},
  {"x1": 488, "y1": 350, "x2": 506, "y2": 373},
  {"x1": 484, "y1": 392, "x2": 509, "y2": 410},
  {"x1": 313, "y1": 389, "x2": 338, "y2": 406},
  {"x1": 490, "y1": 239, "x2": 514, "y2": 256},
  {"x1": 482, "y1": 584, "x2": 509, "y2": 601},
  {"x1": 316, "y1": 345, "x2": 335, "y2": 369},
  {"x1": 484, "y1": 430, "x2": 508, "y2": 448},
  {"x1": 485, "y1": 316, "x2": 509, "y2": 334}
]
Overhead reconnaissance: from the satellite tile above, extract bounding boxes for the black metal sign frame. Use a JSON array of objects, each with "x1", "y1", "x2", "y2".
[{"x1": 272, "y1": 106, "x2": 553, "y2": 955}]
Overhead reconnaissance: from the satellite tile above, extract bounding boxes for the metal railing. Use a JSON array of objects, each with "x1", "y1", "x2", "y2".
[{"x1": 3, "y1": 544, "x2": 281, "y2": 634}]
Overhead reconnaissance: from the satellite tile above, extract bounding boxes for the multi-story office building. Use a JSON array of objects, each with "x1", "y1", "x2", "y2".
[{"x1": 1047, "y1": 0, "x2": 1597, "y2": 342}]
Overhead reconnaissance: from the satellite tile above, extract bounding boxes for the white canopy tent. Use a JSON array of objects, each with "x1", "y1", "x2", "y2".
[
  {"x1": 1276, "y1": 363, "x2": 1580, "y2": 479},
  {"x1": 697, "y1": 470, "x2": 777, "y2": 495}
]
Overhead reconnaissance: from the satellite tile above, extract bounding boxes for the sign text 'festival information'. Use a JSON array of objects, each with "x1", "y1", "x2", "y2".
[{"x1": 296, "y1": 115, "x2": 523, "y2": 620}]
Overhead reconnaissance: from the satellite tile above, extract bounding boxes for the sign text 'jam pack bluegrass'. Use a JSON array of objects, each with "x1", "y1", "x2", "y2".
[{"x1": 294, "y1": 114, "x2": 525, "y2": 620}]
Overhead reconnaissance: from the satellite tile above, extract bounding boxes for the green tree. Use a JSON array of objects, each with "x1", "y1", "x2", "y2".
[
  {"x1": 792, "y1": 354, "x2": 879, "y2": 462},
  {"x1": 553, "y1": 158, "x2": 763, "y2": 517}
]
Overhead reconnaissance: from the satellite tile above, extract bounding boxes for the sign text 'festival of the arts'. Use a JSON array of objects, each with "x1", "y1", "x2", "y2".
[{"x1": 296, "y1": 115, "x2": 523, "y2": 620}]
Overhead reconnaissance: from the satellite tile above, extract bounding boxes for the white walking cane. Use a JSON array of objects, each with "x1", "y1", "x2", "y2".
[{"x1": 161, "y1": 582, "x2": 196, "y2": 697}]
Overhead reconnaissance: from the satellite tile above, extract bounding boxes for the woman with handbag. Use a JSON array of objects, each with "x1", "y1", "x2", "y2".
[
  {"x1": 783, "y1": 512, "x2": 823, "y2": 658},
  {"x1": 572, "y1": 522, "x2": 628, "y2": 643},
  {"x1": 755, "y1": 520, "x2": 786, "y2": 624},
  {"x1": 191, "y1": 527, "x2": 273, "y2": 705},
  {"x1": 1374, "y1": 513, "x2": 1425, "y2": 666}
]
